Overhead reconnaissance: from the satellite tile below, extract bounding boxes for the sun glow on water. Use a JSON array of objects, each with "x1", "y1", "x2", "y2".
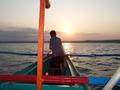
[{"x1": 63, "y1": 43, "x2": 72, "y2": 54}]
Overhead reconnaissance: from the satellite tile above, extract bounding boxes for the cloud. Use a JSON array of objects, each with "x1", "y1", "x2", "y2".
[
  {"x1": 79, "y1": 33, "x2": 102, "y2": 36},
  {"x1": 0, "y1": 27, "x2": 52, "y2": 41},
  {"x1": 0, "y1": 27, "x2": 119, "y2": 41},
  {"x1": 0, "y1": 27, "x2": 37, "y2": 41}
]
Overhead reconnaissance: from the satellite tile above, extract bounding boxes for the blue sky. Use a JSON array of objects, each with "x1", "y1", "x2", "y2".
[{"x1": 0, "y1": 0, "x2": 120, "y2": 41}]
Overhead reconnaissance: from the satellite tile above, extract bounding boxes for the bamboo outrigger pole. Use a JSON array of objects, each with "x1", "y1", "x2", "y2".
[{"x1": 37, "y1": 0, "x2": 50, "y2": 90}]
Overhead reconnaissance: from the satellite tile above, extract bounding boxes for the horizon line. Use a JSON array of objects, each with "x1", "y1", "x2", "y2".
[{"x1": 0, "y1": 40, "x2": 120, "y2": 43}]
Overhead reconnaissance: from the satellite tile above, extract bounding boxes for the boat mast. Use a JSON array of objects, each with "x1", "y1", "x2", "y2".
[{"x1": 37, "y1": 0, "x2": 50, "y2": 90}]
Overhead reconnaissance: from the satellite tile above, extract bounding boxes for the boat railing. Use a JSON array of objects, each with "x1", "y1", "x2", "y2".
[
  {"x1": 15, "y1": 55, "x2": 51, "y2": 75},
  {"x1": 65, "y1": 56, "x2": 80, "y2": 76}
]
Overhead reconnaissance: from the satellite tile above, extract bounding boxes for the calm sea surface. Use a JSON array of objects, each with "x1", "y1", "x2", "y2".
[{"x1": 0, "y1": 43, "x2": 120, "y2": 76}]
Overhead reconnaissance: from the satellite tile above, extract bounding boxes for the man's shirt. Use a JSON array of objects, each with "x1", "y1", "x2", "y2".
[{"x1": 50, "y1": 36, "x2": 64, "y2": 56}]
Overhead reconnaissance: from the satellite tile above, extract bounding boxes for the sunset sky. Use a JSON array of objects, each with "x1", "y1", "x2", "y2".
[{"x1": 0, "y1": 0, "x2": 120, "y2": 41}]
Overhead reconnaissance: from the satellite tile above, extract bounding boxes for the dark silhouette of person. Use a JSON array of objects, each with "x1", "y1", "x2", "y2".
[{"x1": 49, "y1": 30, "x2": 65, "y2": 75}]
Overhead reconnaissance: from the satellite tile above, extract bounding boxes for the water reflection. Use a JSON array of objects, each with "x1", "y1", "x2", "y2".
[{"x1": 63, "y1": 43, "x2": 72, "y2": 54}]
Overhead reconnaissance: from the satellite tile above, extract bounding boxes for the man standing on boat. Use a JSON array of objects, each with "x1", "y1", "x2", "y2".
[
  {"x1": 49, "y1": 30, "x2": 65, "y2": 75},
  {"x1": 49, "y1": 30, "x2": 64, "y2": 56}
]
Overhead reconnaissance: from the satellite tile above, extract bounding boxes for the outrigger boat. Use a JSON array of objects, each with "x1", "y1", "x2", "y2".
[
  {"x1": 0, "y1": 54, "x2": 120, "y2": 90},
  {"x1": 0, "y1": 0, "x2": 120, "y2": 90},
  {"x1": 0, "y1": 55, "x2": 88, "y2": 90}
]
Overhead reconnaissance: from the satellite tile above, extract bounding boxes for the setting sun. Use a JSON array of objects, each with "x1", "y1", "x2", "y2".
[{"x1": 62, "y1": 26, "x2": 73, "y2": 34}]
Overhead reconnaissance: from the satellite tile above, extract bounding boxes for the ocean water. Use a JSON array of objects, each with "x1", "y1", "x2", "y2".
[{"x1": 0, "y1": 43, "x2": 120, "y2": 77}]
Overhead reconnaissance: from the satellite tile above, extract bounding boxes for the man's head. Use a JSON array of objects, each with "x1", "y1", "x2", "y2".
[{"x1": 50, "y1": 30, "x2": 56, "y2": 37}]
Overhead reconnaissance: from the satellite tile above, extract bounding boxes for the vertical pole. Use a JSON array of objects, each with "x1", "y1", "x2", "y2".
[{"x1": 37, "y1": 0, "x2": 45, "y2": 90}]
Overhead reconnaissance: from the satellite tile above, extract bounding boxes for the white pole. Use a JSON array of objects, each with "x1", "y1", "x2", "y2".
[{"x1": 103, "y1": 67, "x2": 120, "y2": 90}]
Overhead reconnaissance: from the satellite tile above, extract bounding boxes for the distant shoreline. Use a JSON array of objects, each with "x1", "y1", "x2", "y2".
[{"x1": 0, "y1": 40, "x2": 120, "y2": 43}]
